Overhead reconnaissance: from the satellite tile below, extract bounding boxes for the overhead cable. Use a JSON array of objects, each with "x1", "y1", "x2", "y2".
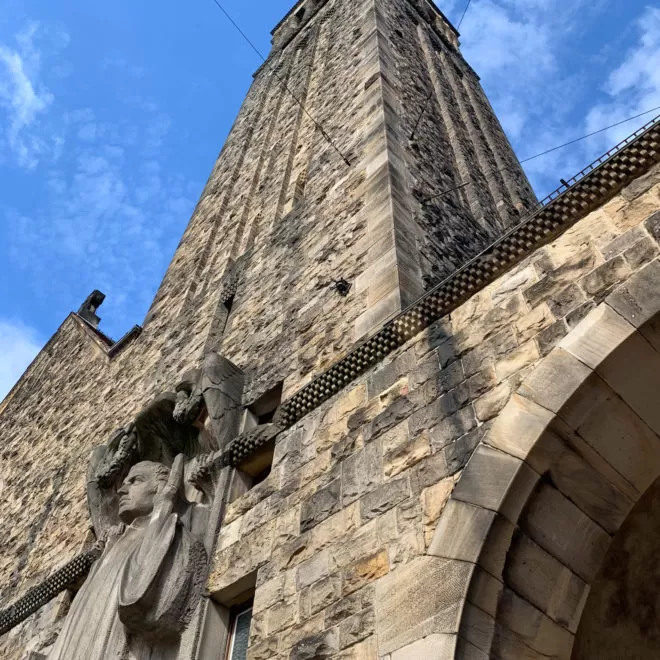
[
  {"x1": 457, "y1": 0, "x2": 473, "y2": 30},
  {"x1": 209, "y1": 0, "x2": 352, "y2": 167}
]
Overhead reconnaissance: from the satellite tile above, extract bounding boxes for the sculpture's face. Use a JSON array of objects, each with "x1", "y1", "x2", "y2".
[{"x1": 117, "y1": 463, "x2": 165, "y2": 523}]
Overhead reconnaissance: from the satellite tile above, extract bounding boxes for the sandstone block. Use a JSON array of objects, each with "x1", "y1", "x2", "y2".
[
  {"x1": 506, "y1": 532, "x2": 587, "y2": 633},
  {"x1": 645, "y1": 209, "x2": 660, "y2": 242},
  {"x1": 408, "y1": 393, "x2": 459, "y2": 437},
  {"x1": 606, "y1": 258, "x2": 660, "y2": 329},
  {"x1": 428, "y1": 499, "x2": 494, "y2": 563},
  {"x1": 338, "y1": 607, "x2": 375, "y2": 649},
  {"x1": 342, "y1": 439, "x2": 383, "y2": 506},
  {"x1": 375, "y1": 555, "x2": 472, "y2": 655},
  {"x1": 430, "y1": 407, "x2": 477, "y2": 452},
  {"x1": 325, "y1": 585, "x2": 375, "y2": 628},
  {"x1": 309, "y1": 574, "x2": 342, "y2": 616},
  {"x1": 601, "y1": 225, "x2": 646, "y2": 260},
  {"x1": 390, "y1": 634, "x2": 457, "y2": 659},
  {"x1": 515, "y1": 304, "x2": 554, "y2": 343},
  {"x1": 296, "y1": 551, "x2": 334, "y2": 590},
  {"x1": 495, "y1": 340, "x2": 539, "y2": 383},
  {"x1": 474, "y1": 383, "x2": 510, "y2": 422},
  {"x1": 580, "y1": 255, "x2": 631, "y2": 297},
  {"x1": 289, "y1": 629, "x2": 338, "y2": 660},
  {"x1": 334, "y1": 636, "x2": 379, "y2": 660},
  {"x1": 383, "y1": 433, "x2": 431, "y2": 478},
  {"x1": 300, "y1": 478, "x2": 341, "y2": 532},
  {"x1": 370, "y1": 397, "x2": 415, "y2": 440},
  {"x1": 422, "y1": 477, "x2": 457, "y2": 547},
  {"x1": 360, "y1": 476, "x2": 410, "y2": 520},
  {"x1": 624, "y1": 236, "x2": 658, "y2": 269},
  {"x1": 536, "y1": 319, "x2": 569, "y2": 356},
  {"x1": 443, "y1": 424, "x2": 486, "y2": 474},
  {"x1": 522, "y1": 483, "x2": 610, "y2": 583},
  {"x1": 342, "y1": 549, "x2": 389, "y2": 596}
]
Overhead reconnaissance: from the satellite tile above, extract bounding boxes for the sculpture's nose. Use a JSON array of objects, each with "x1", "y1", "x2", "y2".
[{"x1": 117, "y1": 483, "x2": 128, "y2": 496}]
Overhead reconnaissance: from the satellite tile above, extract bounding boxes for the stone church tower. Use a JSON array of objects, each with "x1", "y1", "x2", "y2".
[{"x1": 1, "y1": 1, "x2": 659, "y2": 659}]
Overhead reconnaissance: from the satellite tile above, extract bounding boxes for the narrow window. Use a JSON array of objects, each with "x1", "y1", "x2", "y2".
[
  {"x1": 226, "y1": 603, "x2": 253, "y2": 660},
  {"x1": 295, "y1": 6, "x2": 306, "y2": 22}
]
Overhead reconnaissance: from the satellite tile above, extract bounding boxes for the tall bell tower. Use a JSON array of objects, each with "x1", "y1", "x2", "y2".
[{"x1": 145, "y1": 0, "x2": 536, "y2": 403}]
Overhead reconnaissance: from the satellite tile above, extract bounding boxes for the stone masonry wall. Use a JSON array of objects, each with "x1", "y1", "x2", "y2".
[{"x1": 207, "y1": 163, "x2": 660, "y2": 659}]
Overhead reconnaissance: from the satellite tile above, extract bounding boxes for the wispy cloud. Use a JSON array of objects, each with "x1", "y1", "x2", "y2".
[
  {"x1": 586, "y1": 7, "x2": 660, "y2": 147},
  {"x1": 0, "y1": 319, "x2": 43, "y2": 401},
  {"x1": 0, "y1": 23, "x2": 64, "y2": 168},
  {"x1": 5, "y1": 99, "x2": 198, "y2": 338}
]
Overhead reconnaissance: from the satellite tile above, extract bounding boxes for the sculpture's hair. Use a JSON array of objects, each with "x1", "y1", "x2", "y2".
[{"x1": 131, "y1": 461, "x2": 171, "y2": 489}]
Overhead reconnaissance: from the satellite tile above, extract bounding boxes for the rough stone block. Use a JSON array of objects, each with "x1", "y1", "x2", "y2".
[
  {"x1": 342, "y1": 549, "x2": 389, "y2": 596},
  {"x1": 645, "y1": 209, "x2": 660, "y2": 242},
  {"x1": 430, "y1": 406, "x2": 477, "y2": 452},
  {"x1": 408, "y1": 393, "x2": 459, "y2": 437},
  {"x1": 605, "y1": 258, "x2": 660, "y2": 329},
  {"x1": 601, "y1": 225, "x2": 646, "y2": 260},
  {"x1": 375, "y1": 556, "x2": 472, "y2": 655},
  {"x1": 515, "y1": 304, "x2": 554, "y2": 343},
  {"x1": 383, "y1": 433, "x2": 431, "y2": 478},
  {"x1": 536, "y1": 319, "x2": 569, "y2": 356},
  {"x1": 474, "y1": 383, "x2": 510, "y2": 422},
  {"x1": 289, "y1": 629, "x2": 338, "y2": 660},
  {"x1": 443, "y1": 424, "x2": 486, "y2": 474},
  {"x1": 338, "y1": 607, "x2": 375, "y2": 650},
  {"x1": 624, "y1": 236, "x2": 658, "y2": 269},
  {"x1": 360, "y1": 476, "x2": 410, "y2": 520},
  {"x1": 580, "y1": 256, "x2": 631, "y2": 297},
  {"x1": 422, "y1": 477, "x2": 457, "y2": 547},
  {"x1": 325, "y1": 585, "x2": 375, "y2": 628},
  {"x1": 301, "y1": 478, "x2": 342, "y2": 532},
  {"x1": 495, "y1": 341, "x2": 539, "y2": 383}
]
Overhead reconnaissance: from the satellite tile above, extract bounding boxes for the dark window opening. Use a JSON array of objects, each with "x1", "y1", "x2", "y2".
[
  {"x1": 224, "y1": 294, "x2": 234, "y2": 317},
  {"x1": 295, "y1": 6, "x2": 306, "y2": 22},
  {"x1": 243, "y1": 382, "x2": 283, "y2": 432}
]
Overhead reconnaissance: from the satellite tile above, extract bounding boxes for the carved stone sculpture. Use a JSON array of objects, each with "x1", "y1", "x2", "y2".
[
  {"x1": 49, "y1": 457, "x2": 206, "y2": 659},
  {"x1": 45, "y1": 353, "x2": 246, "y2": 659}
]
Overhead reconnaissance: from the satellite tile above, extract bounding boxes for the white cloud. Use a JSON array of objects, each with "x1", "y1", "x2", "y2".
[
  {"x1": 0, "y1": 23, "x2": 56, "y2": 168},
  {"x1": 0, "y1": 320, "x2": 43, "y2": 401},
  {"x1": 586, "y1": 7, "x2": 660, "y2": 149}
]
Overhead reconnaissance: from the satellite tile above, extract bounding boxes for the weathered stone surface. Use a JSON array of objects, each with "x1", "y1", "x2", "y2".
[
  {"x1": 300, "y1": 479, "x2": 342, "y2": 532},
  {"x1": 342, "y1": 550, "x2": 389, "y2": 596},
  {"x1": 359, "y1": 477, "x2": 410, "y2": 521},
  {"x1": 375, "y1": 556, "x2": 472, "y2": 655}
]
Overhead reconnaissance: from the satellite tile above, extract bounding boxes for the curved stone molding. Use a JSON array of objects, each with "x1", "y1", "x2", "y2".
[{"x1": 422, "y1": 260, "x2": 660, "y2": 659}]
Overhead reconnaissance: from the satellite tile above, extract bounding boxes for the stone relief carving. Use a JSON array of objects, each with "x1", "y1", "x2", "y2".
[{"x1": 46, "y1": 353, "x2": 245, "y2": 659}]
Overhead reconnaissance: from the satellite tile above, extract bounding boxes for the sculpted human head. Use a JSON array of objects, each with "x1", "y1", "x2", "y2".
[{"x1": 117, "y1": 461, "x2": 170, "y2": 523}]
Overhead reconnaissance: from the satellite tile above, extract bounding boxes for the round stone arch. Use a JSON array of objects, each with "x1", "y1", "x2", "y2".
[{"x1": 426, "y1": 259, "x2": 660, "y2": 660}]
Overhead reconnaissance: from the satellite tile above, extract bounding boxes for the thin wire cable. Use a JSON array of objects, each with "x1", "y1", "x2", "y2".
[
  {"x1": 422, "y1": 106, "x2": 660, "y2": 204},
  {"x1": 209, "y1": 0, "x2": 352, "y2": 166},
  {"x1": 457, "y1": 0, "x2": 473, "y2": 30}
]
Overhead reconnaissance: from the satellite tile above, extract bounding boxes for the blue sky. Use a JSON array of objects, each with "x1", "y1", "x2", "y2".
[{"x1": 1, "y1": 0, "x2": 659, "y2": 398}]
